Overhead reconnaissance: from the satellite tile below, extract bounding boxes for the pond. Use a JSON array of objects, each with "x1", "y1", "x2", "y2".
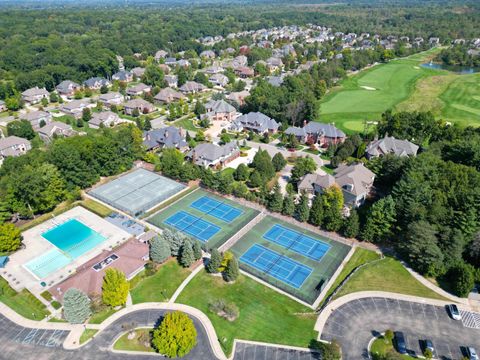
[{"x1": 421, "y1": 62, "x2": 480, "y2": 74}]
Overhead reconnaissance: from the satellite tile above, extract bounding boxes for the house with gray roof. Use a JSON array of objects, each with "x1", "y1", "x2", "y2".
[
  {"x1": 112, "y1": 70, "x2": 133, "y2": 82},
  {"x1": 365, "y1": 136, "x2": 419, "y2": 159},
  {"x1": 59, "y1": 99, "x2": 92, "y2": 119},
  {"x1": 153, "y1": 87, "x2": 185, "y2": 104},
  {"x1": 200, "y1": 50, "x2": 216, "y2": 59},
  {"x1": 99, "y1": 92, "x2": 124, "y2": 107},
  {"x1": 298, "y1": 163, "x2": 375, "y2": 207},
  {"x1": 89, "y1": 111, "x2": 121, "y2": 129},
  {"x1": 179, "y1": 81, "x2": 207, "y2": 94},
  {"x1": 165, "y1": 57, "x2": 177, "y2": 66},
  {"x1": 266, "y1": 57, "x2": 284, "y2": 72},
  {"x1": 20, "y1": 110, "x2": 52, "y2": 130},
  {"x1": 131, "y1": 67, "x2": 146, "y2": 79},
  {"x1": 83, "y1": 77, "x2": 111, "y2": 90},
  {"x1": 143, "y1": 126, "x2": 188, "y2": 151},
  {"x1": 155, "y1": 50, "x2": 168, "y2": 61},
  {"x1": 187, "y1": 142, "x2": 240, "y2": 168},
  {"x1": 204, "y1": 65, "x2": 224, "y2": 75},
  {"x1": 0, "y1": 136, "x2": 31, "y2": 165},
  {"x1": 164, "y1": 75, "x2": 178, "y2": 88},
  {"x1": 285, "y1": 122, "x2": 346, "y2": 147},
  {"x1": 266, "y1": 75, "x2": 284, "y2": 87},
  {"x1": 124, "y1": 99, "x2": 155, "y2": 115},
  {"x1": 209, "y1": 73, "x2": 229, "y2": 87},
  {"x1": 56, "y1": 80, "x2": 81, "y2": 98},
  {"x1": 37, "y1": 121, "x2": 76, "y2": 143},
  {"x1": 204, "y1": 100, "x2": 237, "y2": 121},
  {"x1": 21, "y1": 87, "x2": 50, "y2": 105},
  {"x1": 231, "y1": 112, "x2": 279, "y2": 134},
  {"x1": 126, "y1": 83, "x2": 151, "y2": 97}
]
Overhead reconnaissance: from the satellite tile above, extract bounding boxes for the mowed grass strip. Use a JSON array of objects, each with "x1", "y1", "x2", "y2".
[
  {"x1": 176, "y1": 271, "x2": 317, "y2": 356},
  {"x1": 130, "y1": 259, "x2": 191, "y2": 304},
  {"x1": 0, "y1": 278, "x2": 50, "y2": 320},
  {"x1": 334, "y1": 256, "x2": 449, "y2": 301}
]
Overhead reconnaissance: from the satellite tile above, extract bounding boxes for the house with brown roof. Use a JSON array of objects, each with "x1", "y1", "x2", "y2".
[
  {"x1": 153, "y1": 87, "x2": 185, "y2": 104},
  {"x1": 234, "y1": 66, "x2": 254, "y2": 78},
  {"x1": 187, "y1": 142, "x2": 240, "y2": 169},
  {"x1": 285, "y1": 122, "x2": 346, "y2": 147},
  {"x1": 203, "y1": 99, "x2": 237, "y2": 121},
  {"x1": 48, "y1": 239, "x2": 149, "y2": 302},
  {"x1": 365, "y1": 136, "x2": 419, "y2": 159},
  {"x1": 179, "y1": 81, "x2": 207, "y2": 94},
  {"x1": 124, "y1": 99, "x2": 155, "y2": 115},
  {"x1": 37, "y1": 121, "x2": 77, "y2": 142},
  {"x1": 126, "y1": 83, "x2": 151, "y2": 97},
  {"x1": 89, "y1": 111, "x2": 121, "y2": 129}
]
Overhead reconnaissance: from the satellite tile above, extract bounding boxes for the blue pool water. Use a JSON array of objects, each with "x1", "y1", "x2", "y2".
[{"x1": 24, "y1": 219, "x2": 106, "y2": 279}]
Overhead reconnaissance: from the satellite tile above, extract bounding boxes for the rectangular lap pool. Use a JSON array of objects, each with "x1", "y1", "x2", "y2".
[{"x1": 24, "y1": 219, "x2": 107, "y2": 279}]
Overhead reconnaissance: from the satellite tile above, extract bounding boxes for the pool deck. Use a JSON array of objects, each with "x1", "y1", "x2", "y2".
[{"x1": 1, "y1": 206, "x2": 131, "y2": 296}]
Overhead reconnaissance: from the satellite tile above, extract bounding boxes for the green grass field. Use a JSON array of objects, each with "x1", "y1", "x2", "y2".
[
  {"x1": 176, "y1": 270, "x2": 317, "y2": 356},
  {"x1": 317, "y1": 48, "x2": 480, "y2": 132},
  {"x1": 229, "y1": 215, "x2": 351, "y2": 304},
  {"x1": 0, "y1": 278, "x2": 50, "y2": 320},
  {"x1": 146, "y1": 188, "x2": 259, "y2": 250}
]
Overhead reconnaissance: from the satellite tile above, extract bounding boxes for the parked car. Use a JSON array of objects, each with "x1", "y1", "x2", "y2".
[
  {"x1": 467, "y1": 347, "x2": 479, "y2": 360},
  {"x1": 424, "y1": 339, "x2": 434, "y2": 356},
  {"x1": 447, "y1": 304, "x2": 462, "y2": 320},
  {"x1": 394, "y1": 331, "x2": 407, "y2": 354}
]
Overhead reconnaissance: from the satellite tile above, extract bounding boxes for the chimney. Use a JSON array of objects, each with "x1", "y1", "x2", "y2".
[{"x1": 303, "y1": 120, "x2": 307, "y2": 127}]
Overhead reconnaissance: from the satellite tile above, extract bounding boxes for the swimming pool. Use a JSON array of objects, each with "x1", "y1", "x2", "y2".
[{"x1": 24, "y1": 219, "x2": 107, "y2": 279}]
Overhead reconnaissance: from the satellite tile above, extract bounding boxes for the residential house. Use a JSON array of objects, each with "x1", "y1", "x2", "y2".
[
  {"x1": 83, "y1": 77, "x2": 110, "y2": 90},
  {"x1": 153, "y1": 87, "x2": 185, "y2": 104},
  {"x1": 21, "y1": 87, "x2": 49, "y2": 105},
  {"x1": 298, "y1": 163, "x2": 375, "y2": 207},
  {"x1": 37, "y1": 121, "x2": 76, "y2": 142},
  {"x1": 99, "y1": 92, "x2": 124, "y2": 107},
  {"x1": 159, "y1": 64, "x2": 170, "y2": 74},
  {"x1": 179, "y1": 81, "x2": 207, "y2": 94},
  {"x1": 126, "y1": 83, "x2": 151, "y2": 97},
  {"x1": 143, "y1": 126, "x2": 188, "y2": 151},
  {"x1": 0, "y1": 136, "x2": 31, "y2": 165},
  {"x1": 164, "y1": 75, "x2": 178, "y2": 88},
  {"x1": 56, "y1": 80, "x2": 81, "y2": 98},
  {"x1": 20, "y1": 110, "x2": 52, "y2": 130},
  {"x1": 204, "y1": 65, "x2": 224, "y2": 75},
  {"x1": 200, "y1": 50, "x2": 216, "y2": 59},
  {"x1": 155, "y1": 50, "x2": 168, "y2": 61},
  {"x1": 124, "y1": 99, "x2": 155, "y2": 115},
  {"x1": 365, "y1": 136, "x2": 419, "y2": 159},
  {"x1": 203, "y1": 100, "x2": 237, "y2": 121},
  {"x1": 231, "y1": 112, "x2": 279, "y2": 134},
  {"x1": 165, "y1": 57, "x2": 177, "y2": 66},
  {"x1": 187, "y1": 142, "x2": 240, "y2": 168},
  {"x1": 131, "y1": 67, "x2": 146, "y2": 79},
  {"x1": 209, "y1": 73, "x2": 229, "y2": 87},
  {"x1": 89, "y1": 111, "x2": 121, "y2": 129},
  {"x1": 266, "y1": 75, "x2": 284, "y2": 87},
  {"x1": 177, "y1": 59, "x2": 191, "y2": 68},
  {"x1": 227, "y1": 90, "x2": 249, "y2": 106},
  {"x1": 59, "y1": 99, "x2": 92, "y2": 119},
  {"x1": 266, "y1": 57, "x2": 284, "y2": 72},
  {"x1": 234, "y1": 66, "x2": 254, "y2": 78},
  {"x1": 0, "y1": 100, "x2": 5, "y2": 112},
  {"x1": 285, "y1": 122, "x2": 346, "y2": 147},
  {"x1": 112, "y1": 70, "x2": 133, "y2": 82}
]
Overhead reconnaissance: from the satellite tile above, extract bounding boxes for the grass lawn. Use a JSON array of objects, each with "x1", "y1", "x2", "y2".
[
  {"x1": 80, "y1": 199, "x2": 113, "y2": 218},
  {"x1": 334, "y1": 256, "x2": 449, "y2": 301},
  {"x1": 113, "y1": 328, "x2": 154, "y2": 352},
  {"x1": 320, "y1": 247, "x2": 380, "y2": 306},
  {"x1": 370, "y1": 336, "x2": 415, "y2": 359},
  {"x1": 172, "y1": 117, "x2": 197, "y2": 131},
  {"x1": 176, "y1": 271, "x2": 318, "y2": 356},
  {"x1": 80, "y1": 329, "x2": 98, "y2": 344},
  {"x1": 130, "y1": 260, "x2": 191, "y2": 304},
  {"x1": 0, "y1": 278, "x2": 50, "y2": 320},
  {"x1": 89, "y1": 307, "x2": 119, "y2": 324}
]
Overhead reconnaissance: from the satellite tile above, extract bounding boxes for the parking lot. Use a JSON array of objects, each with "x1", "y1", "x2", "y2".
[
  {"x1": 321, "y1": 297, "x2": 480, "y2": 360},
  {"x1": 233, "y1": 342, "x2": 319, "y2": 360}
]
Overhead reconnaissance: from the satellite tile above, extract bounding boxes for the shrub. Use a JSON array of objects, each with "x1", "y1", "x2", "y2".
[
  {"x1": 152, "y1": 311, "x2": 197, "y2": 358},
  {"x1": 0, "y1": 223, "x2": 22, "y2": 252},
  {"x1": 63, "y1": 288, "x2": 91, "y2": 324},
  {"x1": 446, "y1": 262, "x2": 474, "y2": 297},
  {"x1": 208, "y1": 299, "x2": 239, "y2": 321},
  {"x1": 206, "y1": 249, "x2": 222, "y2": 274}
]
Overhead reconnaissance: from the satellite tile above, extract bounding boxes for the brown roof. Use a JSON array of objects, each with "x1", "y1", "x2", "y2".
[{"x1": 49, "y1": 238, "x2": 148, "y2": 302}]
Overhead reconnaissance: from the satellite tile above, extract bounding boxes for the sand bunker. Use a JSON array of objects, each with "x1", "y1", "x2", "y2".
[{"x1": 360, "y1": 86, "x2": 376, "y2": 91}]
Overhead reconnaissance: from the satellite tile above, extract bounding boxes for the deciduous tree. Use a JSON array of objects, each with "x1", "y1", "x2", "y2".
[
  {"x1": 102, "y1": 268, "x2": 129, "y2": 307},
  {"x1": 152, "y1": 311, "x2": 197, "y2": 358}
]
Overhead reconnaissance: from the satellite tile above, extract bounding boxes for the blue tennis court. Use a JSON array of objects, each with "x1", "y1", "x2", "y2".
[
  {"x1": 164, "y1": 210, "x2": 221, "y2": 242},
  {"x1": 240, "y1": 244, "x2": 312, "y2": 289},
  {"x1": 190, "y1": 196, "x2": 243, "y2": 223},
  {"x1": 263, "y1": 224, "x2": 330, "y2": 261}
]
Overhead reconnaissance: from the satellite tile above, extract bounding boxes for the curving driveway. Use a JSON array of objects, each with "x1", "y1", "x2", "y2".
[
  {"x1": 321, "y1": 297, "x2": 480, "y2": 360},
  {"x1": 0, "y1": 309, "x2": 217, "y2": 360}
]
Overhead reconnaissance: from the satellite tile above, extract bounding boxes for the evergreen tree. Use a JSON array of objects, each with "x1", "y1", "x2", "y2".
[
  {"x1": 152, "y1": 311, "x2": 197, "y2": 358},
  {"x1": 82, "y1": 108, "x2": 92, "y2": 122},
  {"x1": 308, "y1": 194, "x2": 324, "y2": 226},
  {"x1": 224, "y1": 255, "x2": 239, "y2": 282},
  {"x1": 63, "y1": 288, "x2": 91, "y2": 324},
  {"x1": 179, "y1": 241, "x2": 195, "y2": 267},
  {"x1": 272, "y1": 152, "x2": 287, "y2": 172},
  {"x1": 447, "y1": 262, "x2": 474, "y2": 297},
  {"x1": 295, "y1": 192, "x2": 310, "y2": 222},
  {"x1": 248, "y1": 170, "x2": 264, "y2": 188},
  {"x1": 361, "y1": 195, "x2": 396, "y2": 242},
  {"x1": 206, "y1": 248, "x2": 222, "y2": 273},
  {"x1": 0, "y1": 200, "x2": 11, "y2": 223},
  {"x1": 162, "y1": 229, "x2": 187, "y2": 256},
  {"x1": 150, "y1": 236, "x2": 171, "y2": 264},
  {"x1": 342, "y1": 209, "x2": 360, "y2": 238},
  {"x1": 102, "y1": 268, "x2": 129, "y2": 307},
  {"x1": 267, "y1": 182, "x2": 283, "y2": 212},
  {"x1": 144, "y1": 118, "x2": 152, "y2": 131},
  {"x1": 192, "y1": 240, "x2": 202, "y2": 261},
  {"x1": 282, "y1": 194, "x2": 295, "y2": 216},
  {"x1": 322, "y1": 185, "x2": 344, "y2": 232},
  {"x1": 234, "y1": 163, "x2": 249, "y2": 181}
]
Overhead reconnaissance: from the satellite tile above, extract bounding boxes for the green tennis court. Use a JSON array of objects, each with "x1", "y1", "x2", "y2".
[
  {"x1": 230, "y1": 216, "x2": 351, "y2": 305},
  {"x1": 146, "y1": 188, "x2": 259, "y2": 250}
]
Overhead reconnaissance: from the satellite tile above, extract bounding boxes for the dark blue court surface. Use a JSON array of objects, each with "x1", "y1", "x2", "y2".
[
  {"x1": 263, "y1": 224, "x2": 330, "y2": 261},
  {"x1": 240, "y1": 244, "x2": 312, "y2": 288},
  {"x1": 190, "y1": 196, "x2": 243, "y2": 223},
  {"x1": 164, "y1": 210, "x2": 221, "y2": 242}
]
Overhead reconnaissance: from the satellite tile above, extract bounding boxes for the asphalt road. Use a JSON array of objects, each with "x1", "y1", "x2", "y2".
[
  {"x1": 0, "y1": 309, "x2": 217, "y2": 360},
  {"x1": 321, "y1": 297, "x2": 480, "y2": 360}
]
